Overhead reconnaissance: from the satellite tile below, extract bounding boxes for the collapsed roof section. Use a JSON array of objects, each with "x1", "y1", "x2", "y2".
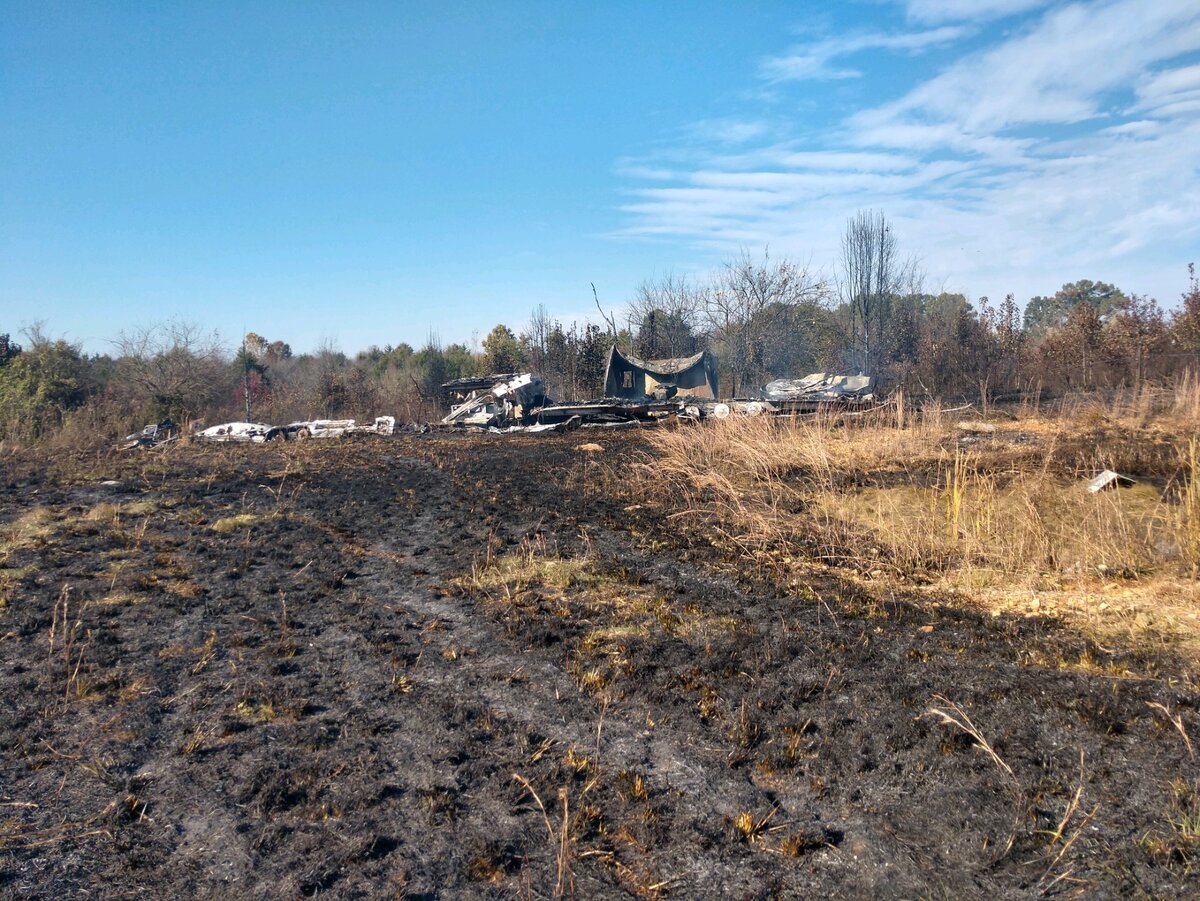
[
  {"x1": 441, "y1": 373, "x2": 521, "y2": 406},
  {"x1": 602, "y1": 345, "x2": 718, "y2": 401},
  {"x1": 761, "y1": 373, "x2": 876, "y2": 403}
]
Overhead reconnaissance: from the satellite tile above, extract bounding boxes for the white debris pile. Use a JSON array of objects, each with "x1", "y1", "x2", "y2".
[
  {"x1": 135, "y1": 415, "x2": 401, "y2": 447},
  {"x1": 283, "y1": 416, "x2": 396, "y2": 439},
  {"x1": 194, "y1": 422, "x2": 281, "y2": 443}
]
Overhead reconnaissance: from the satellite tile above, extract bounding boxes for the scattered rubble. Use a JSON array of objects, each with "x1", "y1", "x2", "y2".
[
  {"x1": 1088, "y1": 469, "x2": 1137, "y2": 493},
  {"x1": 283, "y1": 416, "x2": 396, "y2": 439},
  {"x1": 194, "y1": 422, "x2": 282, "y2": 443},
  {"x1": 120, "y1": 418, "x2": 179, "y2": 450},
  {"x1": 489, "y1": 416, "x2": 581, "y2": 435},
  {"x1": 122, "y1": 416, "x2": 397, "y2": 449},
  {"x1": 442, "y1": 373, "x2": 547, "y2": 428},
  {"x1": 441, "y1": 372, "x2": 523, "y2": 406},
  {"x1": 441, "y1": 361, "x2": 882, "y2": 433},
  {"x1": 683, "y1": 400, "x2": 775, "y2": 419},
  {"x1": 528, "y1": 398, "x2": 678, "y2": 427},
  {"x1": 580, "y1": 419, "x2": 642, "y2": 431},
  {"x1": 761, "y1": 372, "x2": 876, "y2": 404},
  {"x1": 124, "y1": 350, "x2": 887, "y2": 449}
]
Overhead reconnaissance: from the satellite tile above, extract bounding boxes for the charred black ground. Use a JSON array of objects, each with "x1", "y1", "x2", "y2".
[{"x1": 1, "y1": 433, "x2": 1197, "y2": 898}]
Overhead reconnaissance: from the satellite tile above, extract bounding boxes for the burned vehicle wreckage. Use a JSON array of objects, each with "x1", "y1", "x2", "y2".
[{"x1": 438, "y1": 346, "x2": 879, "y2": 431}]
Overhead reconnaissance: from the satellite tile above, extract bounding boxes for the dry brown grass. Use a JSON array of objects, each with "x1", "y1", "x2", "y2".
[
  {"x1": 211, "y1": 513, "x2": 264, "y2": 533},
  {"x1": 460, "y1": 539, "x2": 737, "y2": 646},
  {"x1": 631, "y1": 382, "x2": 1200, "y2": 656},
  {"x1": 1141, "y1": 776, "x2": 1200, "y2": 868},
  {"x1": 0, "y1": 507, "x2": 57, "y2": 558},
  {"x1": 512, "y1": 773, "x2": 574, "y2": 898}
]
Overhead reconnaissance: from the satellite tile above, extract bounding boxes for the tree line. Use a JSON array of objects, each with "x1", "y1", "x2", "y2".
[
  {"x1": 620, "y1": 213, "x2": 1200, "y2": 401},
  {"x1": 3, "y1": 212, "x2": 1199, "y2": 443}
]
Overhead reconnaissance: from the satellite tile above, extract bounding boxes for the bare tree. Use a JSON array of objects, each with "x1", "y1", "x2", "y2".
[
  {"x1": 625, "y1": 273, "x2": 706, "y2": 361},
  {"x1": 524, "y1": 304, "x2": 552, "y2": 377},
  {"x1": 310, "y1": 338, "x2": 350, "y2": 416},
  {"x1": 112, "y1": 321, "x2": 228, "y2": 420},
  {"x1": 704, "y1": 251, "x2": 828, "y2": 395},
  {"x1": 592, "y1": 283, "x2": 620, "y2": 344},
  {"x1": 840, "y1": 210, "x2": 919, "y2": 373}
]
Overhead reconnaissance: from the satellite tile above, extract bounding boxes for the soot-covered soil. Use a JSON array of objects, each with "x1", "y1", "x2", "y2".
[{"x1": 1, "y1": 433, "x2": 1197, "y2": 898}]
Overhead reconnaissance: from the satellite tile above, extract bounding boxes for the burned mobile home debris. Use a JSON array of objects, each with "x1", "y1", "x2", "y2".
[
  {"x1": 602, "y1": 346, "x2": 719, "y2": 401},
  {"x1": 280, "y1": 416, "x2": 397, "y2": 439},
  {"x1": 193, "y1": 421, "x2": 283, "y2": 444},
  {"x1": 440, "y1": 373, "x2": 547, "y2": 428},
  {"x1": 761, "y1": 372, "x2": 876, "y2": 405},
  {"x1": 121, "y1": 345, "x2": 880, "y2": 447},
  {"x1": 660, "y1": 370, "x2": 880, "y2": 421},
  {"x1": 194, "y1": 417, "x2": 397, "y2": 443},
  {"x1": 120, "y1": 416, "x2": 397, "y2": 449},
  {"x1": 120, "y1": 418, "x2": 179, "y2": 450},
  {"x1": 436, "y1": 345, "x2": 881, "y2": 430}
]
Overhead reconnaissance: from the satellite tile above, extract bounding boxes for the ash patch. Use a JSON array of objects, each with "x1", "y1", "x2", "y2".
[{"x1": 0, "y1": 436, "x2": 1196, "y2": 898}]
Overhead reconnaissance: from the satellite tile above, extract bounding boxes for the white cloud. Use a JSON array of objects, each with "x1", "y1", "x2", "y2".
[
  {"x1": 903, "y1": 0, "x2": 1050, "y2": 24},
  {"x1": 614, "y1": 162, "x2": 680, "y2": 181},
  {"x1": 760, "y1": 25, "x2": 969, "y2": 82},
  {"x1": 618, "y1": 0, "x2": 1200, "y2": 305},
  {"x1": 684, "y1": 118, "x2": 772, "y2": 145},
  {"x1": 1133, "y1": 63, "x2": 1200, "y2": 115},
  {"x1": 756, "y1": 150, "x2": 919, "y2": 172},
  {"x1": 860, "y1": 1, "x2": 1200, "y2": 137},
  {"x1": 1100, "y1": 119, "x2": 1160, "y2": 137},
  {"x1": 667, "y1": 147, "x2": 920, "y2": 174}
]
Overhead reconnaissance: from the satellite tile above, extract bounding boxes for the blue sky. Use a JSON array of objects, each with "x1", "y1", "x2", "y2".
[{"x1": 3, "y1": 1, "x2": 1199, "y2": 355}]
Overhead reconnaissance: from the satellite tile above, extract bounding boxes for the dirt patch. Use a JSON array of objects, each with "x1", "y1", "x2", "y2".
[{"x1": 0, "y1": 434, "x2": 1197, "y2": 897}]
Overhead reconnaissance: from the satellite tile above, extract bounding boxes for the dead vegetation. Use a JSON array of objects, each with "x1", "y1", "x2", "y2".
[
  {"x1": 633, "y1": 379, "x2": 1200, "y2": 659},
  {"x1": 2, "y1": 428, "x2": 1199, "y2": 897}
]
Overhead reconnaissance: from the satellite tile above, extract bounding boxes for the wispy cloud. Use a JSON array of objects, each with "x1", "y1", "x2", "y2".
[
  {"x1": 683, "y1": 118, "x2": 772, "y2": 145},
  {"x1": 1133, "y1": 63, "x2": 1200, "y2": 116},
  {"x1": 902, "y1": 0, "x2": 1052, "y2": 24},
  {"x1": 618, "y1": 0, "x2": 1200, "y2": 304},
  {"x1": 861, "y1": 1, "x2": 1200, "y2": 135},
  {"x1": 760, "y1": 25, "x2": 969, "y2": 82}
]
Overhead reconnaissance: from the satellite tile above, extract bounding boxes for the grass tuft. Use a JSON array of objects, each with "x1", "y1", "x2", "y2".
[{"x1": 211, "y1": 513, "x2": 263, "y2": 533}]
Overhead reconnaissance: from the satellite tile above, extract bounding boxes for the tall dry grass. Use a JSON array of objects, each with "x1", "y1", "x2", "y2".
[{"x1": 633, "y1": 389, "x2": 1200, "y2": 590}]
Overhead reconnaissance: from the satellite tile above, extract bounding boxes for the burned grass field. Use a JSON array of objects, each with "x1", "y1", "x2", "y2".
[{"x1": 1, "y1": 421, "x2": 1199, "y2": 898}]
